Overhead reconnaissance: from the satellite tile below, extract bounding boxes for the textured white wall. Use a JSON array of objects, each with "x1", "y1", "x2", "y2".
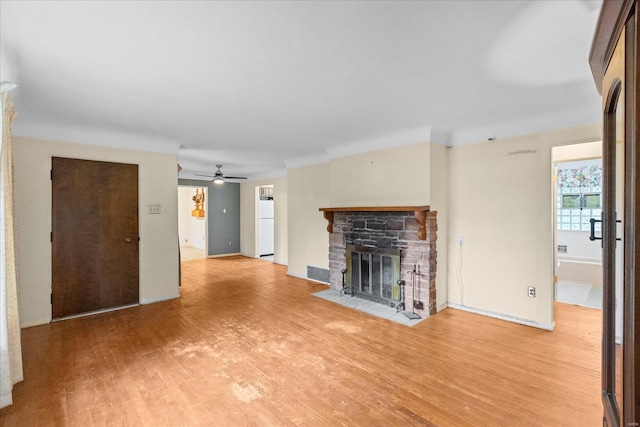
[
  {"x1": 287, "y1": 163, "x2": 330, "y2": 278},
  {"x1": 329, "y1": 142, "x2": 430, "y2": 207},
  {"x1": 447, "y1": 124, "x2": 600, "y2": 329},
  {"x1": 429, "y1": 142, "x2": 449, "y2": 311},
  {"x1": 178, "y1": 186, "x2": 192, "y2": 247},
  {"x1": 284, "y1": 142, "x2": 434, "y2": 284},
  {"x1": 14, "y1": 136, "x2": 180, "y2": 327}
]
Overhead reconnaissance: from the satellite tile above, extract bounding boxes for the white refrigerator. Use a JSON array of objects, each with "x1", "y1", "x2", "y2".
[{"x1": 259, "y1": 199, "x2": 274, "y2": 256}]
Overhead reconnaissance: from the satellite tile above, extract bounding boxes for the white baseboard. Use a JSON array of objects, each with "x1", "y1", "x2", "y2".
[
  {"x1": 21, "y1": 295, "x2": 180, "y2": 328},
  {"x1": 437, "y1": 302, "x2": 448, "y2": 312},
  {"x1": 447, "y1": 303, "x2": 555, "y2": 331},
  {"x1": 286, "y1": 271, "x2": 329, "y2": 285},
  {"x1": 20, "y1": 317, "x2": 53, "y2": 329},
  {"x1": 140, "y1": 293, "x2": 180, "y2": 305},
  {"x1": 207, "y1": 252, "x2": 241, "y2": 258},
  {"x1": 51, "y1": 303, "x2": 140, "y2": 322},
  {"x1": 287, "y1": 271, "x2": 306, "y2": 279}
]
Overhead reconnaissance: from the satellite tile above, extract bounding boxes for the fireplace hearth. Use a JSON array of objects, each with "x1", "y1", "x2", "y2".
[{"x1": 320, "y1": 206, "x2": 437, "y2": 317}]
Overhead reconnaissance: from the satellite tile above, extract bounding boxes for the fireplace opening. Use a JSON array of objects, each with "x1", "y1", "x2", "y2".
[{"x1": 346, "y1": 245, "x2": 400, "y2": 305}]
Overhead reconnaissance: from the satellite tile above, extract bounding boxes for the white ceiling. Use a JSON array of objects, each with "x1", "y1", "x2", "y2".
[{"x1": 1, "y1": 0, "x2": 603, "y2": 181}]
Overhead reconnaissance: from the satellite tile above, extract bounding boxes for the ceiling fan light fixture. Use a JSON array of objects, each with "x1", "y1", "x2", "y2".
[{"x1": 194, "y1": 164, "x2": 247, "y2": 183}]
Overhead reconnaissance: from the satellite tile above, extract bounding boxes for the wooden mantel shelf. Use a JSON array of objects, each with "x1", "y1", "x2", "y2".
[{"x1": 319, "y1": 206, "x2": 430, "y2": 240}]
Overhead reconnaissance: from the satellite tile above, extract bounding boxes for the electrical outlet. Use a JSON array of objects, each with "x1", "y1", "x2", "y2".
[
  {"x1": 458, "y1": 236, "x2": 464, "y2": 245},
  {"x1": 147, "y1": 204, "x2": 161, "y2": 214},
  {"x1": 528, "y1": 286, "x2": 536, "y2": 298}
]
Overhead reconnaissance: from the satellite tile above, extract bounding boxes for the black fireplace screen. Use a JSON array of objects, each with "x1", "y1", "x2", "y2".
[{"x1": 346, "y1": 245, "x2": 400, "y2": 304}]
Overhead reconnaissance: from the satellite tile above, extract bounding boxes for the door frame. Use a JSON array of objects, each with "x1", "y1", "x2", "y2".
[
  {"x1": 550, "y1": 143, "x2": 603, "y2": 307},
  {"x1": 177, "y1": 184, "x2": 209, "y2": 258},
  {"x1": 590, "y1": 1, "x2": 639, "y2": 424}
]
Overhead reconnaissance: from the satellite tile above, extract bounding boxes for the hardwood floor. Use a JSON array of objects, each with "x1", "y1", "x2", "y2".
[{"x1": 1, "y1": 256, "x2": 602, "y2": 426}]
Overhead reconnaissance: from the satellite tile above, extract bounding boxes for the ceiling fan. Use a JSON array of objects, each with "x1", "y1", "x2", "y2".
[{"x1": 194, "y1": 164, "x2": 247, "y2": 184}]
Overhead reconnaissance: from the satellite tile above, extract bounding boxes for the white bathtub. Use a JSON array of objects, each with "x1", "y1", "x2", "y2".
[{"x1": 556, "y1": 256, "x2": 602, "y2": 287}]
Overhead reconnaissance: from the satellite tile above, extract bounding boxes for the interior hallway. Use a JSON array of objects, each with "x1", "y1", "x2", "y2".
[
  {"x1": 0, "y1": 257, "x2": 602, "y2": 426},
  {"x1": 179, "y1": 246, "x2": 206, "y2": 262}
]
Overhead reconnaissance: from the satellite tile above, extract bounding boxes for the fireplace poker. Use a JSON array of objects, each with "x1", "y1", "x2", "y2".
[
  {"x1": 413, "y1": 264, "x2": 424, "y2": 311},
  {"x1": 395, "y1": 280, "x2": 405, "y2": 312},
  {"x1": 401, "y1": 267, "x2": 421, "y2": 320}
]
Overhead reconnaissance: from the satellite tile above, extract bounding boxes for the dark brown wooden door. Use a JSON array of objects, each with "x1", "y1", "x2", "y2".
[
  {"x1": 590, "y1": 1, "x2": 639, "y2": 426},
  {"x1": 52, "y1": 157, "x2": 139, "y2": 319}
]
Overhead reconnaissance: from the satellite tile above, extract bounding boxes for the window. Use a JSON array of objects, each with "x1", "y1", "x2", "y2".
[{"x1": 556, "y1": 163, "x2": 602, "y2": 232}]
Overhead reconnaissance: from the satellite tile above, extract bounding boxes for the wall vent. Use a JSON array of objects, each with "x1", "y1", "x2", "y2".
[{"x1": 307, "y1": 266, "x2": 330, "y2": 284}]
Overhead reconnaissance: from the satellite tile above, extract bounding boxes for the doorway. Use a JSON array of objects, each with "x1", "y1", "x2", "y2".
[
  {"x1": 552, "y1": 142, "x2": 603, "y2": 310},
  {"x1": 256, "y1": 185, "x2": 274, "y2": 261},
  {"x1": 178, "y1": 186, "x2": 207, "y2": 261},
  {"x1": 51, "y1": 157, "x2": 139, "y2": 319}
]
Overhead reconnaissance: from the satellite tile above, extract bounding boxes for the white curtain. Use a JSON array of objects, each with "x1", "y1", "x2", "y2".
[{"x1": 0, "y1": 85, "x2": 23, "y2": 409}]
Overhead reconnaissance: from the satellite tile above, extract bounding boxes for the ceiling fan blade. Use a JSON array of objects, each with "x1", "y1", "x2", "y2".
[
  {"x1": 224, "y1": 176, "x2": 248, "y2": 180},
  {"x1": 194, "y1": 173, "x2": 216, "y2": 178}
]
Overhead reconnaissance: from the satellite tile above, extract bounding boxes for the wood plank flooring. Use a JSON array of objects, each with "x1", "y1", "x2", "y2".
[{"x1": 1, "y1": 256, "x2": 602, "y2": 426}]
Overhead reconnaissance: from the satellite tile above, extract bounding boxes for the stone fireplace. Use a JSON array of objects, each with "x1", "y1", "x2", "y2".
[{"x1": 320, "y1": 206, "x2": 437, "y2": 317}]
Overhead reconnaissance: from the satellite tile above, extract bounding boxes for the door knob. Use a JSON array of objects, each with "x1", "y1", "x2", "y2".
[{"x1": 124, "y1": 237, "x2": 132, "y2": 243}]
